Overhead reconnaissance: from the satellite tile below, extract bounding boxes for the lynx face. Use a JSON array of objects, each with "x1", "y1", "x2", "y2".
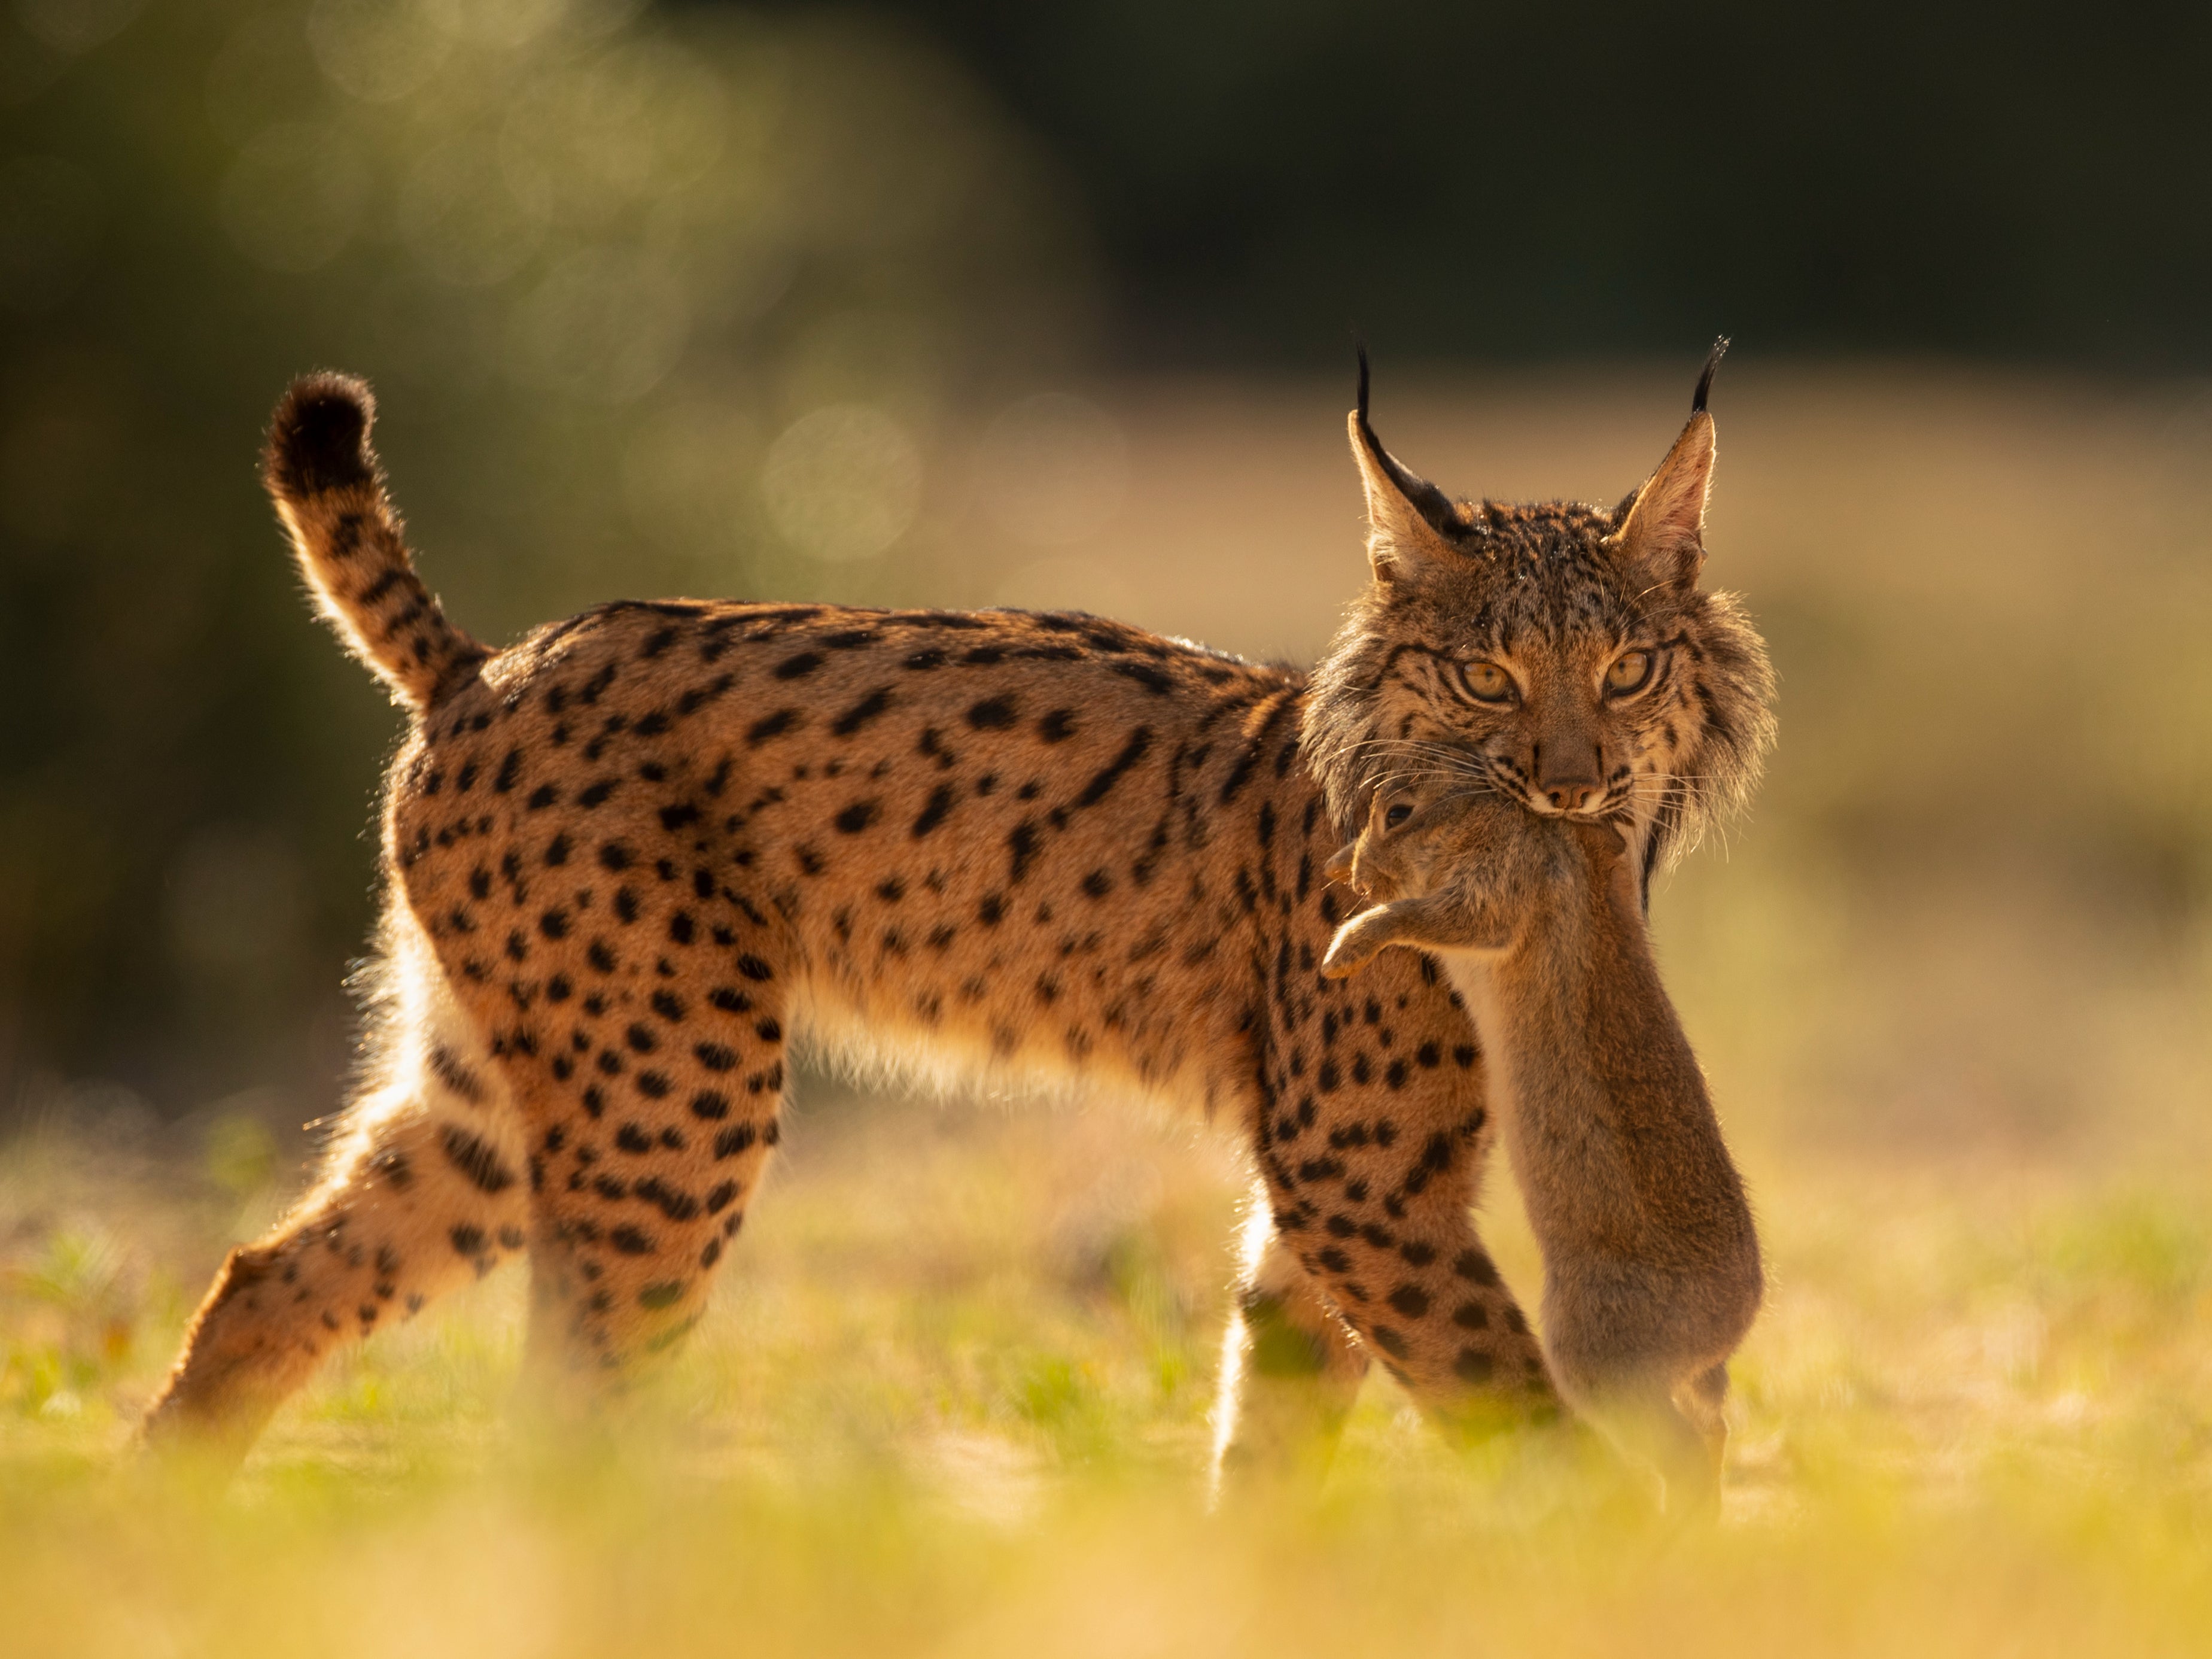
[{"x1": 1304, "y1": 348, "x2": 1776, "y2": 897}]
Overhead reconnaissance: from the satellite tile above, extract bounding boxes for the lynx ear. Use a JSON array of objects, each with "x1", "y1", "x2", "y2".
[
  {"x1": 1349, "y1": 348, "x2": 1462, "y2": 582},
  {"x1": 1612, "y1": 337, "x2": 1725, "y2": 591}
]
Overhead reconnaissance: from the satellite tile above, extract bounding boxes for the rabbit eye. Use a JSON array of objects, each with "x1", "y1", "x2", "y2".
[{"x1": 1383, "y1": 803, "x2": 1413, "y2": 828}]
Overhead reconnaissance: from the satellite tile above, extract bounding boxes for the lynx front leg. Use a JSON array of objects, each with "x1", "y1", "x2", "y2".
[
  {"x1": 142, "y1": 1066, "x2": 530, "y2": 1461},
  {"x1": 1256, "y1": 1076, "x2": 1556, "y2": 1442},
  {"x1": 1210, "y1": 1194, "x2": 1370, "y2": 1496}
]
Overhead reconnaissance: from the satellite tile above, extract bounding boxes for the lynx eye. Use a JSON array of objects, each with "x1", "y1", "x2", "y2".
[
  {"x1": 1458, "y1": 660, "x2": 1515, "y2": 703},
  {"x1": 1604, "y1": 650, "x2": 1653, "y2": 696},
  {"x1": 1383, "y1": 803, "x2": 1413, "y2": 829}
]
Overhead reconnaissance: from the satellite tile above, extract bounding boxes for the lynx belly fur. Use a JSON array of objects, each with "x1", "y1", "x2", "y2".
[{"x1": 144, "y1": 347, "x2": 1773, "y2": 1488}]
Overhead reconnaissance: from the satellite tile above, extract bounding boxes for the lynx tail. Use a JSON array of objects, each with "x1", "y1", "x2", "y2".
[{"x1": 264, "y1": 373, "x2": 485, "y2": 712}]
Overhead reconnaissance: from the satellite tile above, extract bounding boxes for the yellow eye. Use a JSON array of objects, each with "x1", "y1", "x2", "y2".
[
  {"x1": 1459, "y1": 661, "x2": 1514, "y2": 703},
  {"x1": 1605, "y1": 651, "x2": 1653, "y2": 695}
]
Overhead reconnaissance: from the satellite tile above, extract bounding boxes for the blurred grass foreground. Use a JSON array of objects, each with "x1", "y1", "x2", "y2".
[{"x1": 13, "y1": 1, "x2": 2212, "y2": 1655}]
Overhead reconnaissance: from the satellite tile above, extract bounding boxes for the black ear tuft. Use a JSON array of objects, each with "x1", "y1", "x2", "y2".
[
  {"x1": 1350, "y1": 345, "x2": 1463, "y2": 540},
  {"x1": 265, "y1": 372, "x2": 377, "y2": 500},
  {"x1": 1691, "y1": 336, "x2": 1730, "y2": 415}
]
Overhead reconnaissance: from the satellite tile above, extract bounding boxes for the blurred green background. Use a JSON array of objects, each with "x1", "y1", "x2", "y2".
[
  {"x1": 7, "y1": 0, "x2": 2210, "y2": 1138},
  {"x1": 9, "y1": 6, "x2": 2212, "y2": 1649}
]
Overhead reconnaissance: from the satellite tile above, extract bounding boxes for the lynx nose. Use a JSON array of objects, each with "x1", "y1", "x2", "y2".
[{"x1": 1532, "y1": 742, "x2": 1603, "y2": 814}]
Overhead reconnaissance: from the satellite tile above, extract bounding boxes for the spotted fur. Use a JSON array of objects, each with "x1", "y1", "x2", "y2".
[{"x1": 144, "y1": 360, "x2": 1773, "y2": 1483}]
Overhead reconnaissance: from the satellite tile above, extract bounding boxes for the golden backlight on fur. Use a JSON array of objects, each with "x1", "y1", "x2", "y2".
[{"x1": 144, "y1": 356, "x2": 1775, "y2": 1499}]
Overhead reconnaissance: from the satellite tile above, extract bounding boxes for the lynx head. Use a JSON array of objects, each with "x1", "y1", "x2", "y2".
[{"x1": 1304, "y1": 341, "x2": 1776, "y2": 896}]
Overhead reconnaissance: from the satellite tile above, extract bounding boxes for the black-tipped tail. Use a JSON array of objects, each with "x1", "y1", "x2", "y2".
[
  {"x1": 263, "y1": 372, "x2": 483, "y2": 713},
  {"x1": 265, "y1": 373, "x2": 378, "y2": 500}
]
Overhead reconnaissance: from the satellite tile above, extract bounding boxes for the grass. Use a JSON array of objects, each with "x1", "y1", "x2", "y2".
[
  {"x1": 10, "y1": 1089, "x2": 2212, "y2": 1656},
  {"x1": 10, "y1": 365, "x2": 2212, "y2": 1652}
]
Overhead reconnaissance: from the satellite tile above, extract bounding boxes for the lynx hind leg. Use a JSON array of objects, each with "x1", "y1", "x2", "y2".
[
  {"x1": 142, "y1": 957, "x2": 529, "y2": 1459},
  {"x1": 516, "y1": 980, "x2": 791, "y2": 1411},
  {"x1": 1211, "y1": 1192, "x2": 1370, "y2": 1497}
]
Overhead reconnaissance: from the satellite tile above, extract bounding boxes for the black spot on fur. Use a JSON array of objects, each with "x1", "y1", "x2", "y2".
[
  {"x1": 912, "y1": 785, "x2": 956, "y2": 837},
  {"x1": 1452, "y1": 1250, "x2": 1502, "y2": 1287},
  {"x1": 1007, "y1": 821, "x2": 1041, "y2": 883},
  {"x1": 1110, "y1": 661, "x2": 1174, "y2": 695},
  {"x1": 1075, "y1": 728, "x2": 1152, "y2": 807},
  {"x1": 439, "y1": 1126, "x2": 514, "y2": 1193},
  {"x1": 747, "y1": 709, "x2": 801, "y2": 746},
  {"x1": 832, "y1": 687, "x2": 894, "y2": 736}
]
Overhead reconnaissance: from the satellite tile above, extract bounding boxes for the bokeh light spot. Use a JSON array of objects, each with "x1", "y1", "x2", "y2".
[
  {"x1": 0, "y1": 157, "x2": 99, "y2": 314},
  {"x1": 398, "y1": 140, "x2": 547, "y2": 287},
  {"x1": 504, "y1": 247, "x2": 690, "y2": 402},
  {"x1": 217, "y1": 122, "x2": 370, "y2": 274},
  {"x1": 14, "y1": 0, "x2": 144, "y2": 55},
  {"x1": 306, "y1": 0, "x2": 451, "y2": 104},
  {"x1": 976, "y1": 392, "x2": 1127, "y2": 548},
  {"x1": 762, "y1": 405, "x2": 923, "y2": 563}
]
